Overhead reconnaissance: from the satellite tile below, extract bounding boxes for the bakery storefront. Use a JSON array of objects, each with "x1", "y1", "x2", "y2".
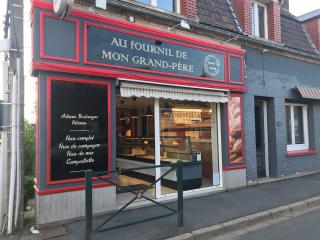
[{"x1": 32, "y1": 0, "x2": 246, "y2": 225}]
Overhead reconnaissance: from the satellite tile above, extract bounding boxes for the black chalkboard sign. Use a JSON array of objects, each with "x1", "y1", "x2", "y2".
[{"x1": 49, "y1": 78, "x2": 110, "y2": 183}]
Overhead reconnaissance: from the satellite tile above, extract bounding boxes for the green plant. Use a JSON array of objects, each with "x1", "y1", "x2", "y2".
[
  {"x1": 24, "y1": 175, "x2": 35, "y2": 206},
  {"x1": 24, "y1": 121, "x2": 36, "y2": 205},
  {"x1": 24, "y1": 121, "x2": 35, "y2": 176}
]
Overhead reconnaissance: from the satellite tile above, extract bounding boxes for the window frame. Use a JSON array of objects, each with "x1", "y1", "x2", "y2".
[
  {"x1": 136, "y1": 0, "x2": 180, "y2": 13},
  {"x1": 285, "y1": 103, "x2": 309, "y2": 152},
  {"x1": 251, "y1": 1, "x2": 268, "y2": 39}
]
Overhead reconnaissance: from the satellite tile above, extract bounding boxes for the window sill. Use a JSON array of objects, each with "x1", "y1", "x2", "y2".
[
  {"x1": 118, "y1": 0, "x2": 181, "y2": 18},
  {"x1": 287, "y1": 149, "x2": 317, "y2": 157}
]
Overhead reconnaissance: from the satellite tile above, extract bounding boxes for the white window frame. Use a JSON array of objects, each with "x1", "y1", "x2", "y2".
[
  {"x1": 137, "y1": 0, "x2": 179, "y2": 13},
  {"x1": 251, "y1": 1, "x2": 268, "y2": 39},
  {"x1": 286, "y1": 103, "x2": 309, "y2": 152}
]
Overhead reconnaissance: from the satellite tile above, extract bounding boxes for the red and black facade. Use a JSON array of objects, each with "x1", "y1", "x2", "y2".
[{"x1": 30, "y1": 0, "x2": 257, "y2": 226}]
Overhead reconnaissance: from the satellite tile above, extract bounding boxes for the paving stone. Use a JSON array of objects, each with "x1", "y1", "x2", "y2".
[
  {"x1": 288, "y1": 201, "x2": 309, "y2": 212},
  {"x1": 245, "y1": 221, "x2": 272, "y2": 232},
  {"x1": 268, "y1": 205, "x2": 291, "y2": 218},
  {"x1": 266, "y1": 216, "x2": 291, "y2": 224},
  {"x1": 246, "y1": 211, "x2": 272, "y2": 224},
  {"x1": 192, "y1": 224, "x2": 225, "y2": 240},
  {"x1": 231, "y1": 229, "x2": 250, "y2": 236},
  {"x1": 221, "y1": 217, "x2": 251, "y2": 232},
  {"x1": 305, "y1": 196, "x2": 320, "y2": 208},
  {"x1": 166, "y1": 233, "x2": 195, "y2": 240}
]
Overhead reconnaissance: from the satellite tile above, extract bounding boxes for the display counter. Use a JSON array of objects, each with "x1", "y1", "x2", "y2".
[{"x1": 116, "y1": 136, "x2": 202, "y2": 190}]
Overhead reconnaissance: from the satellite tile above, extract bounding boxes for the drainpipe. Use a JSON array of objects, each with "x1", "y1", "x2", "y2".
[
  {"x1": 7, "y1": 71, "x2": 17, "y2": 235},
  {"x1": 0, "y1": 57, "x2": 9, "y2": 233},
  {"x1": 14, "y1": 57, "x2": 21, "y2": 228},
  {"x1": 7, "y1": 57, "x2": 22, "y2": 234}
]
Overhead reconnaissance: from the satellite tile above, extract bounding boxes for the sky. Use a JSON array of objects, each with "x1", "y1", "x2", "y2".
[
  {"x1": 0, "y1": 1, "x2": 320, "y2": 123},
  {"x1": 290, "y1": 0, "x2": 320, "y2": 16}
]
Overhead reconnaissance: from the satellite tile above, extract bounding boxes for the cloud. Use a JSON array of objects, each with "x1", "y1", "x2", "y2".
[{"x1": 290, "y1": 0, "x2": 320, "y2": 16}]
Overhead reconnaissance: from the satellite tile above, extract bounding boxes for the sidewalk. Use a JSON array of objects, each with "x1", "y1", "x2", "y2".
[
  {"x1": 51, "y1": 172, "x2": 320, "y2": 240},
  {"x1": 3, "y1": 172, "x2": 320, "y2": 240}
]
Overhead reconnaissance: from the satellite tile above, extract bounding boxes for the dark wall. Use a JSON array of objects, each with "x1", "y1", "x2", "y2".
[{"x1": 243, "y1": 47, "x2": 320, "y2": 180}]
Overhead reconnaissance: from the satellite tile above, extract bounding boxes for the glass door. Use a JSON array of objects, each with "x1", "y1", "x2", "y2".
[
  {"x1": 157, "y1": 99, "x2": 221, "y2": 196},
  {"x1": 116, "y1": 97, "x2": 156, "y2": 203}
]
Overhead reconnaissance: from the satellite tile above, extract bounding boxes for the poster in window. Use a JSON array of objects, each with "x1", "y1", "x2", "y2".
[{"x1": 228, "y1": 96, "x2": 244, "y2": 164}]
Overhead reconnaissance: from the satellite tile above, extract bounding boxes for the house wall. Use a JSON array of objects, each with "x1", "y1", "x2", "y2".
[{"x1": 244, "y1": 47, "x2": 320, "y2": 181}]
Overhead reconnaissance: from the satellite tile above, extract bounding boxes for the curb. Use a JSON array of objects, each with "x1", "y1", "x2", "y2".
[{"x1": 166, "y1": 195, "x2": 320, "y2": 240}]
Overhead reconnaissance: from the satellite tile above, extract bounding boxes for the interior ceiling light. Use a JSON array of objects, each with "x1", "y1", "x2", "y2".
[
  {"x1": 119, "y1": 112, "x2": 127, "y2": 121},
  {"x1": 145, "y1": 106, "x2": 153, "y2": 117},
  {"x1": 131, "y1": 109, "x2": 139, "y2": 119}
]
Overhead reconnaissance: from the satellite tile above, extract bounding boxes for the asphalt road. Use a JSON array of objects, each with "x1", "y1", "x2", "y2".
[{"x1": 235, "y1": 208, "x2": 320, "y2": 240}]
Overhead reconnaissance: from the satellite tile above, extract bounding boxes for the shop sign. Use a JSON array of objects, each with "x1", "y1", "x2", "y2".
[
  {"x1": 48, "y1": 78, "x2": 110, "y2": 183},
  {"x1": 85, "y1": 24, "x2": 226, "y2": 81}
]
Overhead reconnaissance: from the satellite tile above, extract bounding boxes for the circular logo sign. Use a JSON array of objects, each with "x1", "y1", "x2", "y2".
[{"x1": 203, "y1": 55, "x2": 221, "y2": 77}]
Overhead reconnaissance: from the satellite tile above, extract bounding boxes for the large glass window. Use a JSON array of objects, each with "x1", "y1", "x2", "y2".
[
  {"x1": 286, "y1": 103, "x2": 309, "y2": 151},
  {"x1": 116, "y1": 97, "x2": 156, "y2": 200},
  {"x1": 116, "y1": 96, "x2": 221, "y2": 199},
  {"x1": 137, "y1": 0, "x2": 176, "y2": 12},
  {"x1": 160, "y1": 100, "x2": 220, "y2": 193},
  {"x1": 251, "y1": 1, "x2": 268, "y2": 39}
]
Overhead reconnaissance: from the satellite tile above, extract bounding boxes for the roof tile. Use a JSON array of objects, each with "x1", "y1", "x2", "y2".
[
  {"x1": 197, "y1": 0, "x2": 240, "y2": 33},
  {"x1": 281, "y1": 9, "x2": 318, "y2": 54}
]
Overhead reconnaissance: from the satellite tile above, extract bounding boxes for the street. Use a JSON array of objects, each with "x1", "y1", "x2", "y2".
[{"x1": 223, "y1": 207, "x2": 320, "y2": 240}]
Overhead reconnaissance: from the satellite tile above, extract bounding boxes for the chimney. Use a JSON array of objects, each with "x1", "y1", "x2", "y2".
[
  {"x1": 232, "y1": 0, "x2": 252, "y2": 34},
  {"x1": 298, "y1": 10, "x2": 320, "y2": 51},
  {"x1": 268, "y1": 0, "x2": 282, "y2": 42},
  {"x1": 180, "y1": 0, "x2": 197, "y2": 19},
  {"x1": 279, "y1": 0, "x2": 289, "y2": 11}
]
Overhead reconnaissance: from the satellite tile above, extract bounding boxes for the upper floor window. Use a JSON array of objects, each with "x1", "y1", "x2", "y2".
[
  {"x1": 286, "y1": 103, "x2": 309, "y2": 151},
  {"x1": 137, "y1": 0, "x2": 177, "y2": 12},
  {"x1": 251, "y1": 1, "x2": 268, "y2": 39}
]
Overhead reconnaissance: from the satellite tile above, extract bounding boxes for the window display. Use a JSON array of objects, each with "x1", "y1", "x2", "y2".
[
  {"x1": 228, "y1": 95, "x2": 244, "y2": 164},
  {"x1": 116, "y1": 97, "x2": 221, "y2": 196},
  {"x1": 160, "y1": 100, "x2": 216, "y2": 191}
]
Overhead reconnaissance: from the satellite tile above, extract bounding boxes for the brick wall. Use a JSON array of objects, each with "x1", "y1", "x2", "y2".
[
  {"x1": 232, "y1": 0, "x2": 252, "y2": 34},
  {"x1": 232, "y1": 0, "x2": 281, "y2": 42},
  {"x1": 180, "y1": 0, "x2": 197, "y2": 19},
  {"x1": 244, "y1": 47, "x2": 320, "y2": 181},
  {"x1": 304, "y1": 18, "x2": 320, "y2": 51},
  {"x1": 268, "y1": 1, "x2": 281, "y2": 42}
]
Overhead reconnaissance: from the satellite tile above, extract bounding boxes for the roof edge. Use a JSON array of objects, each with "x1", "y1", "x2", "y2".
[{"x1": 297, "y1": 9, "x2": 320, "y2": 22}]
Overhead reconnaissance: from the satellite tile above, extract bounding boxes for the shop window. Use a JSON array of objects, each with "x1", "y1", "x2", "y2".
[
  {"x1": 251, "y1": 1, "x2": 268, "y2": 39},
  {"x1": 116, "y1": 96, "x2": 221, "y2": 198},
  {"x1": 160, "y1": 100, "x2": 220, "y2": 193},
  {"x1": 286, "y1": 103, "x2": 309, "y2": 151},
  {"x1": 116, "y1": 97, "x2": 156, "y2": 198},
  {"x1": 228, "y1": 95, "x2": 244, "y2": 164},
  {"x1": 136, "y1": 0, "x2": 177, "y2": 12}
]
